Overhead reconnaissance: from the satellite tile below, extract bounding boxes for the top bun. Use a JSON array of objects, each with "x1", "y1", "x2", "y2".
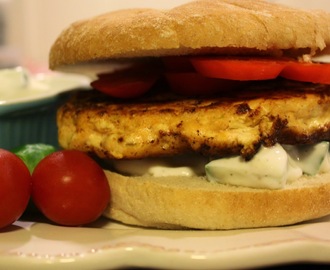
[{"x1": 49, "y1": 0, "x2": 330, "y2": 69}]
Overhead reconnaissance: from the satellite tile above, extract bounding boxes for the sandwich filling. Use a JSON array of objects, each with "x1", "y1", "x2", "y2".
[
  {"x1": 57, "y1": 56, "x2": 330, "y2": 191},
  {"x1": 57, "y1": 78, "x2": 330, "y2": 190}
]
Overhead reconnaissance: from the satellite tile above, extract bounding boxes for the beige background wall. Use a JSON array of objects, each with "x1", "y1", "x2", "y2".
[{"x1": 3, "y1": 0, "x2": 191, "y2": 67}]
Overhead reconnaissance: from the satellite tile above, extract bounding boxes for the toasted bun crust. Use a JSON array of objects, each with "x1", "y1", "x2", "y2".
[
  {"x1": 103, "y1": 170, "x2": 330, "y2": 229},
  {"x1": 50, "y1": 0, "x2": 330, "y2": 69}
]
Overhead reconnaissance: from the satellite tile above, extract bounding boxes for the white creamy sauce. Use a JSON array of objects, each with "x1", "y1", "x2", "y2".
[
  {"x1": 283, "y1": 142, "x2": 330, "y2": 175},
  {"x1": 206, "y1": 142, "x2": 330, "y2": 189},
  {"x1": 320, "y1": 150, "x2": 330, "y2": 173},
  {"x1": 112, "y1": 155, "x2": 208, "y2": 177},
  {"x1": 112, "y1": 142, "x2": 330, "y2": 190},
  {"x1": 205, "y1": 144, "x2": 301, "y2": 189},
  {"x1": 0, "y1": 67, "x2": 29, "y2": 98},
  {"x1": 0, "y1": 67, "x2": 90, "y2": 104}
]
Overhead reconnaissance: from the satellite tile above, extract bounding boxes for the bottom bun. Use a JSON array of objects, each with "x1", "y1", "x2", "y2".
[{"x1": 103, "y1": 170, "x2": 330, "y2": 230}]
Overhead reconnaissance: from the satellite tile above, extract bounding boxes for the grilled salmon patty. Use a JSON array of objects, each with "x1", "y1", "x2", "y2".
[{"x1": 57, "y1": 79, "x2": 330, "y2": 160}]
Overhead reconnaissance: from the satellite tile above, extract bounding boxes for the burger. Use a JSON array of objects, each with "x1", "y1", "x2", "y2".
[{"x1": 49, "y1": 0, "x2": 330, "y2": 229}]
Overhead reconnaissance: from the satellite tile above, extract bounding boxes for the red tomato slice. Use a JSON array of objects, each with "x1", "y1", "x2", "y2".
[
  {"x1": 165, "y1": 72, "x2": 245, "y2": 96},
  {"x1": 281, "y1": 62, "x2": 330, "y2": 84},
  {"x1": 91, "y1": 70, "x2": 159, "y2": 99},
  {"x1": 190, "y1": 57, "x2": 286, "y2": 81}
]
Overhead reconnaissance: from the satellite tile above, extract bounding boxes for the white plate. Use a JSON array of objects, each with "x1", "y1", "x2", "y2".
[{"x1": 0, "y1": 215, "x2": 329, "y2": 269}]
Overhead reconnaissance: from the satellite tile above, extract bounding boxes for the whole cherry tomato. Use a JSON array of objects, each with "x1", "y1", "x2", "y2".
[
  {"x1": 31, "y1": 150, "x2": 110, "y2": 226},
  {"x1": 0, "y1": 149, "x2": 31, "y2": 229}
]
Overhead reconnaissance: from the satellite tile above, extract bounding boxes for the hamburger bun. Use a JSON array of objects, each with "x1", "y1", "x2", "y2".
[
  {"x1": 103, "y1": 170, "x2": 330, "y2": 229},
  {"x1": 50, "y1": 0, "x2": 330, "y2": 230},
  {"x1": 49, "y1": 0, "x2": 330, "y2": 69}
]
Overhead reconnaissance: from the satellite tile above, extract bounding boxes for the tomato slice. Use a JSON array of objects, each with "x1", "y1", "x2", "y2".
[
  {"x1": 281, "y1": 62, "x2": 330, "y2": 84},
  {"x1": 91, "y1": 69, "x2": 159, "y2": 99},
  {"x1": 92, "y1": 57, "x2": 330, "y2": 99},
  {"x1": 190, "y1": 57, "x2": 286, "y2": 81},
  {"x1": 165, "y1": 72, "x2": 245, "y2": 96}
]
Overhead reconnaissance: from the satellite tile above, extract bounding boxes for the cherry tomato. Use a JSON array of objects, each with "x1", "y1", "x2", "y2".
[
  {"x1": 0, "y1": 149, "x2": 31, "y2": 229},
  {"x1": 31, "y1": 150, "x2": 110, "y2": 226},
  {"x1": 91, "y1": 68, "x2": 159, "y2": 99},
  {"x1": 190, "y1": 57, "x2": 286, "y2": 81},
  {"x1": 165, "y1": 72, "x2": 245, "y2": 96},
  {"x1": 281, "y1": 62, "x2": 330, "y2": 84}
]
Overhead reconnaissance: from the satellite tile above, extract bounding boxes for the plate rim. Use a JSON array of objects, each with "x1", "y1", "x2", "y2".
[{"x1": 1, "y1": 216, "x2": 330, "y2": 270}]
